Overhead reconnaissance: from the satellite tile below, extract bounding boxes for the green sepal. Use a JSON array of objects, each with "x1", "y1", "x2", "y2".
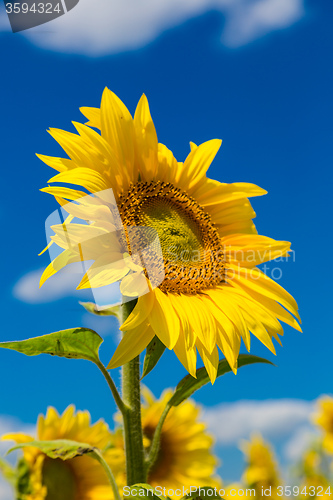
[
  {"x1": 169, "y1": 354, "x2": 274, "y2": 407},
  {"x1": 80, "y1": 301, "x2": 121, "y2": 320},
  {"x1": 142, "y1": 336, "x2": 166, "y2": 379},
  {"x1": 0, "y1": 328, "x2": 103, "y2": 364}
]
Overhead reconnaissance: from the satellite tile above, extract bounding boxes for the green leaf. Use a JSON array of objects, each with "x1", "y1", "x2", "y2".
[
  {"x1": 142, "y1": 336, "x2": 166, "y2": 379},
  {"x1": 128, "y1": 483, "x2": 167, "y2": 500},
  {"x1": 0, "y1": 456, "x2": 16, "y2": 486},
  {"x1": 183, "y1": 486, "x2": 223, "y2": 500},
  {"x1": 0, "y1": 328, "x2": 103, "y2": 364},
  {"x1": 169, "y1": 354, "x2": 274, "y2": 407},
  {"x1": 80, "y1": 301, "x2": 121, "y2": 320},
  {"x1": 8, "y1": 440, "x2": 97, "y2": 460}
]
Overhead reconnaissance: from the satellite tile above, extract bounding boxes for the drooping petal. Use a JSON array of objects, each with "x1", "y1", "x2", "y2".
[
  {"x1": 107, "y1": 323, "x2": 154, "y2": 369},
  {"x1": 228, "y1": 264, "x2": 300, "y2": 321},
  {"x1": 173, "y1": 335, "x2": 197, "y2": 378},
  {"x1": 148, "y1": 288, "x2": 180, "y2": 349},
  {"x1": 196, "y1": 339, "x2": 219, "y2": 384},
  {"x1": 120, "y1": 291, "x2": 155, "y2": 331}
]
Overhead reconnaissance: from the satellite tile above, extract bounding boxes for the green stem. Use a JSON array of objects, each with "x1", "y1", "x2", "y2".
[
  {"x1": 92, "y1": 450, "x2": 122, "y2": 500},
  {"x1": 145, "y1": 402, "x2": 172, "y2": 473},
  {"x1": 95, "y1": 359, "x2": 126, "y2": 416},
  {"x1": 121, "y1": 299, "x2": 147, "y2": 485}
]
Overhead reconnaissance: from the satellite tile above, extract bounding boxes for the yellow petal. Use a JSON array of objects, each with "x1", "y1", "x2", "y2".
[
  {"x1": 193, "y1": 179, "x2": 267, "y2": 207},
  {"x1": 39, "y1": 250, "x2": 79, "y2": 287},
  {"x1": 134, "y1": 94, "x2": 158, "y2": 180},
  {"x1": 107, "y1": 323, "x2": 154, "y2": 369},
  {"x1": 80, "y1": 106, "x2": 101, "y2": 129},
  {"x1": 48, "y1": 167, "x2": 110, "y2": 193},
  {"x1": 40, "y1": 186, "x2": 87, "y2": 201},
  {"x1": 77, "y1": 255, "x2": 129, "y2": 289},
  {"x1": 216, "y1": 220, "x2": 258, "y2": 237},
  {"x1": 177, "y1": 139, "x2": 222, "y2": 192},
  {"x1": 178, "y1": 294, "x2": 215, "y2": 353},
  {"x1": 157, "y1": 143, "x2": 178, "y2": 183},
  {"x1": 36, "y1": 154, "x2": 74, "y2": 173},
  {"x1": 223, "y1": 234, "x2": 291, "y2": 268},
  {"x1": 120, "y1": 291, "x2": 155, "y2": 331},
  {"x1": 1, "y1": 433, "x2": 33, "y2": 443},
  {"x1": 228, "y1": 264, "x2": 300, "y2": 321},
  {"x1": 173, "y1": 335, "x2": 197, "y2": 378},
  {"x1": 209, "y1": 198, "x2": 256, "y2": 225},
  {"x1": 230, "y1": 282, "x2": 302, "y2": 332},
  {"x1": 100, "y1": 87, "x2": 135, "y2": 178},
  {"x1": 196, "y1": 340, "x2": 219, "y2": 384},
  {"x1": 148, "y1": 288, "x2": 180, "y2": 349},
  {"x1": 120, "y1": 271, "x2": 149, "y2": 298}
]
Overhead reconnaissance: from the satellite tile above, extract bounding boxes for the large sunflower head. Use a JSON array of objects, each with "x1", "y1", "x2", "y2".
[
  {"x1": 3, "y1": 405, "x2": 124, "y2": 500},
  {"x1": 114, "y1": 387, "x2": 221, "y2": 499},
  {"x1": 39, "y1": 88, "x2": 301, "y2": 382}
]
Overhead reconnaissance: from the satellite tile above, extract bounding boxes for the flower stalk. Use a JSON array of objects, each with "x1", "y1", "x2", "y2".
[{"x1": 121, "y1": 299, "x2": 147, "y2": 485}]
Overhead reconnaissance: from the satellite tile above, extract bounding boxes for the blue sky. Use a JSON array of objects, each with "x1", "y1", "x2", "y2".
[{"x1": 0, "y1": 0, "x2": 332, "y2": 491}]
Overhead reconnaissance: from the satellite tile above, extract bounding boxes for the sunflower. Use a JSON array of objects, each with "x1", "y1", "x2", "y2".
[
  {"x1": 114, "y1": 387, "x2": 221, "y2": 499},
  {"x1": 241, "y1": 434, "x2": 282, "y2": 498},
  {"x1": 3, "y1": 406, "x2": 124, "y2": 500},
  {"x1": 298, "y1": 449, "x2": 331, "y2": 499},
  {"x1": 39, "y1": 88, "x2": 301, "y2": 382},
  {"x1": 312, "y1": 396, "x2": 333, "y2": 454}
]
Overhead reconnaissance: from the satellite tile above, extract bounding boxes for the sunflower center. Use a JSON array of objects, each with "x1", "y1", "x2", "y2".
[
  {"x1": 119, "y1": 181, "x2": 225, "y2": 293},
  {"x1": 144, "y1": 425, "x2": 174, "y2": 482},
  {"x1": 42, "y1": 457, "x2": 77, "y2": 500}
]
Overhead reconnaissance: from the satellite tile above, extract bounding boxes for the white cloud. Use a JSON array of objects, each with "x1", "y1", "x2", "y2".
[
  {"x1": 222, "y1": 0, "x2": 304, "y2": 47},
  {"x1": 13, "y1": 266, "x2": 87, "y2": 304},
  {"x1": 12, "y1": 266, "x2": 121, "y2": 305},
  {"x1": 0, "y1": 0, "x2": 304, "y2": 56},
  {"x1": 203, "y1": 399, "x2": 314, "y2": 445},
  {"x1": 283, "y1": 425, "x2": 319, "y2": 462}
]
